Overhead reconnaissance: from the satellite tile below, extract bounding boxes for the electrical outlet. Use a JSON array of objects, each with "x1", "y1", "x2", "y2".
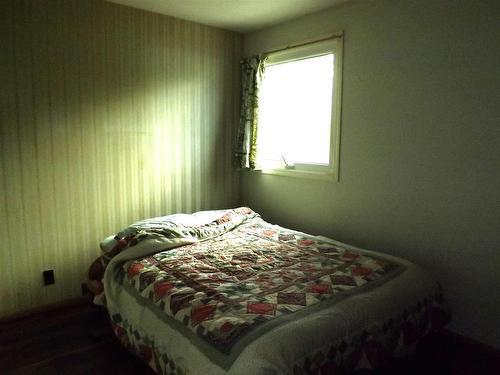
[{"x1": 43, "y1": 270, "x2": 55, "y2": 285}]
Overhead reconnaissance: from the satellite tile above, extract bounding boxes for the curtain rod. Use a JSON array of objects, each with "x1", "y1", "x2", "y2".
[{"x1": 262, "y1": 32, "x2": 343, "y2": 56}]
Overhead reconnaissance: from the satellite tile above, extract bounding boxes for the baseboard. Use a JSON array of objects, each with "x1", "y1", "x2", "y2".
[
  {"x1": 0, "y1": 296, "x2": 92, "y2": 324},
  {"x1": 0, "y1": 296, "x2": 108, "y2": 347}
]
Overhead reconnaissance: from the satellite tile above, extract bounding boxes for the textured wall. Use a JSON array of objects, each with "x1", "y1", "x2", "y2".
[
  {"x1": 242, "y1": 0, "x2": 500, "y2": 348},
  {"x1": 0, "y1": 0, "x2": 242, "y2": 317}
]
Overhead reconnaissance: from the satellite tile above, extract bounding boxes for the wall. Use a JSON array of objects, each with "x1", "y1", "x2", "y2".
[
  {"x1": 0, "y1": 0, "x2": 242, "y2": 317},
  {"x1": 242, "y1": 0, "x2": 500, "y2": 348}
]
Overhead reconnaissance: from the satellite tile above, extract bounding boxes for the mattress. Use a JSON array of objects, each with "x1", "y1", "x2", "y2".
[{"x1": 89, "y1": 207, "x2": 449, "y2": 374}]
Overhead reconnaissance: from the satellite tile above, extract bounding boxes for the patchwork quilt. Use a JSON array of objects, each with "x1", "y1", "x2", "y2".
[{"x1": 89, "y1": 207, "x2": 449, "y2": 374}]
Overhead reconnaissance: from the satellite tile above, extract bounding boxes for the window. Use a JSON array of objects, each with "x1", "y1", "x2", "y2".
[{"x1": 256, "y1": 37, "x2": 343, "y2": 180}]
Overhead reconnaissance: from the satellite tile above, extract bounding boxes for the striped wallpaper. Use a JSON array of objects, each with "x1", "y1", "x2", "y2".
[{"x1": 0, "y1": 0, "x2": 242, "y2": 317}]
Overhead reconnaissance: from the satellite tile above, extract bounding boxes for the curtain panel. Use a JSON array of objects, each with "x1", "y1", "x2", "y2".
[{"x1": 235, "y1": 56, "x2": 265, "y2": 169}]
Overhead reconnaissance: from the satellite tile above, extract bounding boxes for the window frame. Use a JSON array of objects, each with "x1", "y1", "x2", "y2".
[{"x1": 253, "y1": 35, "x2": 343, "y2": 181}]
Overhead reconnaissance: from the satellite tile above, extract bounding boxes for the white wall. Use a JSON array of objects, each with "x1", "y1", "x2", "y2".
[
  {"x1": 242, "y1": 0, "x2": 500, "y2": 348},
  {"x1": 0, "y1": 0, "x2": 242, "y2": 317}
]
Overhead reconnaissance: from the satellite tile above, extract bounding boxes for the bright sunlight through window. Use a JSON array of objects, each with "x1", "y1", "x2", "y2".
[
  {"x1": 258, "y1": 55, "x2": 333, "y2": 165},
  {"x1": 256, "y1": 37, "x2": 342, "y2": 179}
]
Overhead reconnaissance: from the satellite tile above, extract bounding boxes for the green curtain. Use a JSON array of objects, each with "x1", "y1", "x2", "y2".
[{"x1": 235, "y1": 56, "x2": 266, "y2": 169}]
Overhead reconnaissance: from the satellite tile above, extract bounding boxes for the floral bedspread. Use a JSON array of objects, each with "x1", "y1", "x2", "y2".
[
  {"x1": 123, "y1": 218, "x2": 403, "y2": 354},
  {"x1": 90, "y1": 207, "x2": 450, "y2": 374}
]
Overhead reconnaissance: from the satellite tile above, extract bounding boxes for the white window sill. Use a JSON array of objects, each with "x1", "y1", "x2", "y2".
[{"x1": 248, "y1": 167, "x2": 337, "y2": 181}]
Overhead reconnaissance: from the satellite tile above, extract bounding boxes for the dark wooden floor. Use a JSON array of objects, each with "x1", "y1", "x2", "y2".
[
  {"x1": 0, "y1": 301, "x2": 154, "y2": 375},
  {"x1": 1, "y1": 301, "x2": 499, "y2": 374},
  {"x1": 370, "y1": 331, "x2": 500, "y2": 375}
]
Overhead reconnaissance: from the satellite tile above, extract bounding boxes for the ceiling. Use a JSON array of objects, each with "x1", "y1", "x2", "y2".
[{"x1": 107, "y1": 0, "x2": 348, "y2": 33}]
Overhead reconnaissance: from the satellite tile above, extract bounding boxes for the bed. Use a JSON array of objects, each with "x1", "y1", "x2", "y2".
[{"x1": 88, "y1": 207, "x2": 449, "y2": 374}]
